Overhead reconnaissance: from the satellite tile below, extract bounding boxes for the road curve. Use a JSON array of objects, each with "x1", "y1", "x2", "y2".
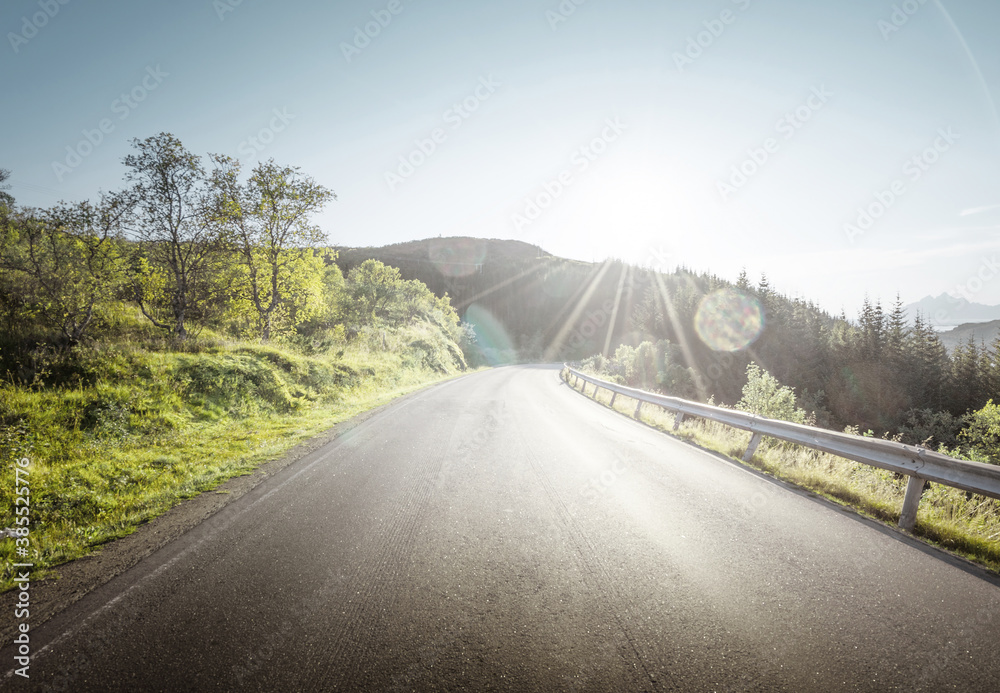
[{"x1": 4, "y1": 364, "x2": 1000, "y2": 691}]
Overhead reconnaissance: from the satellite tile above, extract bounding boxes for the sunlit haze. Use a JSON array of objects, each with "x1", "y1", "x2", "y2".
[{"x1": 5, "y1": 0, "x2": 1000, "y2": 317}]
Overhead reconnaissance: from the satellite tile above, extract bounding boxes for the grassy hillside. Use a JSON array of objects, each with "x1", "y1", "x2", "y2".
[
  {"x1": 1, "y1": 141, "x2": 486, "y2": 594},
  {"x1": 0, "y1": 321, "x2": 467, "y2": 593}
]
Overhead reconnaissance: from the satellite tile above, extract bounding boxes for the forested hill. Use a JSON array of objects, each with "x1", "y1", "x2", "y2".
[
  {"x1": 334, "y1": 237, "x2": 839, "y2": 403},
  {"x1": 334, "y1": 236, "x2": 997, "y2": 438}
]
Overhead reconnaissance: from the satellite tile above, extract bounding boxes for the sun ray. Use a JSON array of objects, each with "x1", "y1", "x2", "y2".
[
  {"x1": 453, "y1": 261, "x2": 550, "y2": 311},
  {"x1": 544, "y1": 260, "x2": 607, "y2": 333},
  {"x1": 543, "y1": 259, "x2": 614, "y2": 361},
  {"x1": 602, "y1": 262, "x2": 630, "y2": 357},
  {"x1": 651, "y1": 271, "x2": 709, "y2": 400}
]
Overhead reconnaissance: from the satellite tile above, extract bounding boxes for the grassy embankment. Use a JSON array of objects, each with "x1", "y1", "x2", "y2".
[
  {"x1": 562, "y1": 368, "x2": 1000, "y2": 574},
  {"x1": 0, "y1": 327, "x2": 469, "y2": 593}
]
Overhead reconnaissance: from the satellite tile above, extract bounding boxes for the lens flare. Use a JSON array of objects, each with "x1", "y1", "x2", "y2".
[
  {"x1": 694, "y1": 289, "x2": 764, "y2": 352},
  {"x1": 463, "y1": 303, "x2": 514, "y2": 365}
]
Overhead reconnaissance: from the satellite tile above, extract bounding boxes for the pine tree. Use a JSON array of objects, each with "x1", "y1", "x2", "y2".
[
  {"x1": 949, "y1": 336, "x2": 986, "y2": 414},
  {"x1": 908, "y1": 312, "x2": 948, "y2": 412},
  {"x1": 857, "y1": 296, "x2": 886, "y2": 363},
  {"x1": 979, "y1": 339, "x2": 996, "y2": 406},
  {"x1": 883, "y1": 294, "x2": 912, "y2": 413},
  {"x1": 756, "y1": 273, "x2": 773, "y2": 310},
  {"x1": 736, "y1": 268, "x2": 751, "y2": 291},
  {"x1": 632, "y1": 283, "x2": 665, "y2": 338},
  {"x1": 987, "y1": 336, "x2": 1000, "y2": 402},
  {"x1": 886, "y1": 294, "x2": 907, "y2": 367}
]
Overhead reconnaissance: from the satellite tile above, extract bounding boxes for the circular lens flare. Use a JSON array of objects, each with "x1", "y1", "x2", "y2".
[{"x1": 694, "y1": 289, "x2": 764, "y2": 352}]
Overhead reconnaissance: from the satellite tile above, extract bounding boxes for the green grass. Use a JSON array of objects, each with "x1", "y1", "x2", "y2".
[
  {"x1": 564, "y1": 369, "x2": 1000, "y2": 574},
  {"x1": 0, "y1": 337, "x2": 469, "y2": 592}
]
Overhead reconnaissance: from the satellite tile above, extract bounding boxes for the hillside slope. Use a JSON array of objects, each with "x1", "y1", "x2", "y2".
[
  {"x1": 939, "y1": 319, "x2": 1000, "y2": 351},
  {"x1": 333, "y1": 237, "x2": 840, "y2": 406}
]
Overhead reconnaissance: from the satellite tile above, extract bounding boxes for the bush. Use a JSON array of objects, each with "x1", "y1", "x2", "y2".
[
  {"x1": 736, "y1": 362, "x2": 808, "y2": 424},
  {"x1": 897, "y1": 408, "x2": 962, "y2": 449},
  {"x1": 581, "y1": 353, "x2": 607, "y2": 374},
  {"x1": 960, "y1": 400, "x2": 1000, "y2": 464},
  {"x1": 580, "y1": 340, "x2": 696, "y2": 397}
]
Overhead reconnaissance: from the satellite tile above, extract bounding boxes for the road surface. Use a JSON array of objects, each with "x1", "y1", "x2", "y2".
[{"x1": 4, "y1": 365, "x2": 1000, "y2": 691}]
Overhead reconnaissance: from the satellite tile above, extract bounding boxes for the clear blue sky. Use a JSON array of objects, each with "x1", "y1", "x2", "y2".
[{"x1": 4, "y1": 0, "x2": 999, "y2": 317}]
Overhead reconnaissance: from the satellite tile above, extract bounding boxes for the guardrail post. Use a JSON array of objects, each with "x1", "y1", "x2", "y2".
[
  {"x1": 742, "y1": 433, "x2": 762, "y2": 462},
  {"x1": 634, "y1": 400, "x2": 643, "y2": 418},
  {"x1": 592, "y1": 385, "x2": 600, "y2": 399},
  {"x1": 899, "y1": 475, "x2": 925, "y2": 532},
  {"x1": 673, "y1": 412, "x2": 685, "y2": 431},
  {"x1": 609, "y1": 392, "x2": 617, "y2": 407}
]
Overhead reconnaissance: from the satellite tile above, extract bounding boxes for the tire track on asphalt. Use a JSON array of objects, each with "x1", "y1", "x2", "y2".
[
  {"x1": 316, "y1": 440, "x2": 449, "y2": 689},
  {"x1": 6, "y1": 377, "x2": 462, "y2": 691},
  {"x1": 15, "y1": 367, "x2": 1000, "y2": 690},
  {"x1": 513, "y1": 419, "x2": 667, "y2": 691}
]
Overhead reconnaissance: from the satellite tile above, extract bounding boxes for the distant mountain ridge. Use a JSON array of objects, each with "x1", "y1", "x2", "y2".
[
  {"x1": 937, "y1": 320, "x2": 1000, "y2": 352},
  {"x1": 902, "y1": 293, "x2": 1000, "y2": 328}
]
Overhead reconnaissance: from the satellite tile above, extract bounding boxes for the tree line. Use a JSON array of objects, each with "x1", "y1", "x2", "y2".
[
  {"x1": 7, "y1": 137, "x2": 991, "y2": 454},
  {"x1": 0, "y1": 134, "x2": 463, "y2": 355},
  {"x1": 610, "y1": 271, "x2": 1000, "y2": 458},
  {"x1": 326, "y1": 242, "x2": 1000, "y2": 454}
]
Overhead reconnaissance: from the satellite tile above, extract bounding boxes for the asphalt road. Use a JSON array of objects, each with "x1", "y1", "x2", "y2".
[{"x1": 5, "y1": 364, "x2": 1000, "y2": 692}]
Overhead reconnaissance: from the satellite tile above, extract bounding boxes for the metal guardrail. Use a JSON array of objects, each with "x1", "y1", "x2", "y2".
[{"x1": 564, "y1": 365, "x2": 1000, "y2": 532}]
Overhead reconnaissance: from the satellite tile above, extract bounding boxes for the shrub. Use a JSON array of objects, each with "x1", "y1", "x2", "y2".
[
  {"x1": 737, "y1": 362, "x2": 808, "y2": 424},
  {"x1": 897, "y1": 408, "x2": 962, "y2": 449},
  {"x1": 960, "y1": 400, "x2": 1000, "y2": 464}
]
